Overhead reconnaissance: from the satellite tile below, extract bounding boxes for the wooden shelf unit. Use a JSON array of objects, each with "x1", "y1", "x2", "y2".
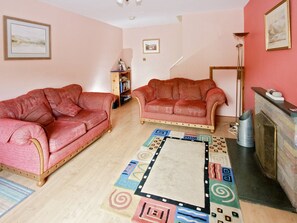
[{"x1": 111, "y1": 70, "x2": 131, "y2": 107}]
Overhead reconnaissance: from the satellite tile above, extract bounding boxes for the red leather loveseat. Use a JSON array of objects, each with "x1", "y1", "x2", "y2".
[{"x1": 132, "y1": 78, "x2": 227, "y2": 132}]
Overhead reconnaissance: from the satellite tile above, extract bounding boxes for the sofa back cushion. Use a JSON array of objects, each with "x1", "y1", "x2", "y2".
[
  {"x1": 20, "y1": 102, "x2": 54, "y2": 126},
  {"x1": 44, "y1": 84, "x2": 82, "y2": 117},
  {"x1": 148, "y1": 78, "x2": 216, "y2": 101},
  {"x1": 157, "y1": 84, "x2": 173, "y2": 99},
  {"x1": 198, "y1": 79, "x2": 217, "y2": 100},
  {"x1": 179, "y1": 84, "x2": 202, "y2": 100},
  {"x1": 0, "y1": 99, "x2": 19, "y2": 119},
  {"x1": 148, "y1": 79, "x2": 179, "y2": 99},
  {"x1": 0, "y1": 89, "x2": 54, "y2": 126}
]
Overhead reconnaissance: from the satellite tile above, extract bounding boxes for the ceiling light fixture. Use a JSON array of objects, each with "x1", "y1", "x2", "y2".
[{"x1": 116, "y1": 0, "x2": 142, "y2": 6}]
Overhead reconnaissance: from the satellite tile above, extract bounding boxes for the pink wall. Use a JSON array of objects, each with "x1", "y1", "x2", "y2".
[
  {"x1": 172, "y1": 9, "x2": 243, "y2": 79},
  {"x1": 171, "y1": 9, "x2": 244, "y2": 116},
  {"x1": 123, "y1": 24, "x2": 182, "y2": 89},
  {"x1": 244, "y1": 0, "x2": 297, "y2": 110},
  {"x1": 0, "y1": 0, "x2": 122, "y2": 100},
  {"x1": 123, "y1": 10, "x2": 244, "y2": 117}
]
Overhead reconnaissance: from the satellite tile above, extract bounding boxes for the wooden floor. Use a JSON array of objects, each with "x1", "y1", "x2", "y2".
[{"x1": 0, "y1": 99, "x2": 296, "y2": 223}]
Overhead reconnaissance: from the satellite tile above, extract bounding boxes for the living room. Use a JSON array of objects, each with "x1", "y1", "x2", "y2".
[{"x1": 0, "y1": 0, "x2": 297, "y2": 222}]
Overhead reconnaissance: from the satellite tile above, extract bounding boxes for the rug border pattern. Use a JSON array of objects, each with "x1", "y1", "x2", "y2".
[{"x1": 134, "y1": 136, "x2": 210, "y2": 214}]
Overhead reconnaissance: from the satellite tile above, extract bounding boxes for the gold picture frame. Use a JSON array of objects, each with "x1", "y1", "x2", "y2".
[
  {"x1": 265, "y1": 0, "x2": 291, "y2": 51},
  {"x1": 3, "y1": 16, "x2": 51, "y2": 59},
  {"x1": 143, "y1": 39, "x2": 160, "y2": 54}
]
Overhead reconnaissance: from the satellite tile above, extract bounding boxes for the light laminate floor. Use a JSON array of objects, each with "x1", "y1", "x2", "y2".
[{"x1": 0, "y1": 99, "x2": 296, "y2": 223}]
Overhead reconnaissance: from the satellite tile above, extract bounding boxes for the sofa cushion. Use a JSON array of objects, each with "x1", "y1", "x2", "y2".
[
  {"x1": 57, "y1": 110, "x2": 107, "y2": 130},
  {"x1": 45, "y1": 120, "x2": 86, "y2": 153},
  {"x1": 0, "y1": 99, "x2": 20, "y2": 119},
  {"x1": 199, "y1": 79, "x2": 217, "y2": 100},
  {"x1": 174, "y1": 100, "x2": 206, "y2": 117},
  {"x1": 55, "y1": 98, "x2": 82, "y2": 117},
  {"x1": 0, "y1": 89, "x2": 51, "y2": 120},
  {"x1": 20, "y1": 103, "x2": 54, "y2": 126},
  {"x1": 157, "y1": 84, "x2": 173, "y2": 99},
  {"x1": 44, "y1": 84, "x2": 82, "y2": 116},
  {"x1": 143, "y1": 86, "x2": 155, "y2": 102},
  {"x1": 179, "y1": 84, "x2": 202, "y2": 100},
  {"x1": 145, "y1": 99, "x2": 177, "y2": 114}
]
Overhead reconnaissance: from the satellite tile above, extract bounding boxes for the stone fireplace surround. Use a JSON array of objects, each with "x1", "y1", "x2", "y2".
[{"x1": 253, "y1": 87, "x2": 297, "y2": 210}]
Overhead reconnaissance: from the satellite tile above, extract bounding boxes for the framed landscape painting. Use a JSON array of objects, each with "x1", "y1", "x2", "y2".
[
  {"x1": 143, "y1": 39, "x2": 160, "y2": 54},
  {"x1": 3, "y1": 16, "x2": 51, "y2": 59},
  {"x1": 265, "y1": 0, "x2": 291, "y2": 51}
]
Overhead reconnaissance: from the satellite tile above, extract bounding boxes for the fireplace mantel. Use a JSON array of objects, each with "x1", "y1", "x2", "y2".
[{"x1": 252, "y1": 87, "x2": 297, "y2": 118}]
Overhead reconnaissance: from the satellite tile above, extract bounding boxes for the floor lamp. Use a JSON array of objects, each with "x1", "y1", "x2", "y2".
[{"x1": 233, "y1": 32, "x2": 249, "y2": 125}]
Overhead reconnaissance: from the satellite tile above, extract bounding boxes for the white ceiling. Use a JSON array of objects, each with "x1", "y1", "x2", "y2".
[{"x1": 39, "y1": 0, "x2": 249, "y2": 29}]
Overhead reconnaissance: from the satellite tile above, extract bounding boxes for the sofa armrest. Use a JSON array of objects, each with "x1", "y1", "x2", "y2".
[
  {"x1": 78, "y1": 92, "x2": 116, "y2": 119},
  {"x1": 205, "y1": 88, "x2": 227, "y2": 124},
  {"x1": 0, "y1": 118, "x2": 50, "y2": 172},
  {"x1": 0, "y1": 118, "x2": 26, "y2": 143},
  {"x1": 132, "y1": 85, "x2": 155, "y2": 105}
]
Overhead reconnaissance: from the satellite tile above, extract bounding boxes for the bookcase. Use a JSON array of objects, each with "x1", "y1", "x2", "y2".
[{"x1": 111, "y1": 70, "x2": 132, "y2": 107}]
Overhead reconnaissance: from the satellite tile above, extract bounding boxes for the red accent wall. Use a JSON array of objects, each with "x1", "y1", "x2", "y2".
[{"x1": 244, "y1": 0, "x2": 297, "y2": 110}]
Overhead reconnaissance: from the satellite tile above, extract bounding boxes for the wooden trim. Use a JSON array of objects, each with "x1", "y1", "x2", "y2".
[
  {"x1": 210, "y1": 102, "x2": 219, "y2": 131},
  {"x1": 0, "y1": 126, "x2": 112, "y2": 186},
  {"x1": 41, "y1": 126, "x2": 112, "y2": 184},
  {"x1": 209, "y1": 66, "x2": 238, "y2": 80},
  {"x1": 209, "y1": 66, "x2": 245, "y2": 114},
  {"x1": 135, "y1": 97, "x2": 143, "y2": 124},
  {"x1": 30, "y1": 138, "x2": 45, "y2": 175},
  {"x1": 141, "y1": 118, "x2": 215, "y2": 132}
]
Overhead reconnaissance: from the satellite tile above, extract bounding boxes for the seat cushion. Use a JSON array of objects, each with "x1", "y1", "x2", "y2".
[
  {"x1": 174, "y1": 100, "x2": 206, "y2": 117},
  {"x1": 145, "y1": 99, "x2": 177, "y2": 114},
  {"x1": 57, "y1": 110, "x2": 107, "y2": 130},
  {"x1": 45, "y1": 120, "x2": 86, "y2": 153}
]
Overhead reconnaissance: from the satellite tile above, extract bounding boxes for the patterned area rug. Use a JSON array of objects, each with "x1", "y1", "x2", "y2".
[
  {"x1": 0, "y1": 177, "x2": 34, "y2": 217},
  {"x1": 101, "y1": 129, "x2": 243, "y2": 223}
]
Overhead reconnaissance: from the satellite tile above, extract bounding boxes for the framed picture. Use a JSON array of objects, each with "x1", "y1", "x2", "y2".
[
  {"x1": 265, "y1": 0, "x2": 291, "y2": 51},
  {"x1": 143, "y1": 39, "x2": 160, "y2": 54},
  {"x1": 3, "y1": 16, "x2": 51, "y2": 59}
]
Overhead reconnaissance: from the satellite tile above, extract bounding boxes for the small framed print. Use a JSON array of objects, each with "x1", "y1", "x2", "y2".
[
  {"x1": 3, "y1": 16, "x2": 51, "y2": 59},
  {"x1": 265, "y1": 0, "x2": 291, "y2": 51},
  {"x1": 143, "y1": 39, "x2": 160, "y2": 54}
]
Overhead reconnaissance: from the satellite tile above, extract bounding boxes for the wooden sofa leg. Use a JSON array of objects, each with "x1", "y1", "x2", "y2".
[
  {"x1": 140, "y1": 120, "x2": 145, "y2": 125},
  {"x1": 37, "y1": 178, "x2": 46, "y2": 187}
]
